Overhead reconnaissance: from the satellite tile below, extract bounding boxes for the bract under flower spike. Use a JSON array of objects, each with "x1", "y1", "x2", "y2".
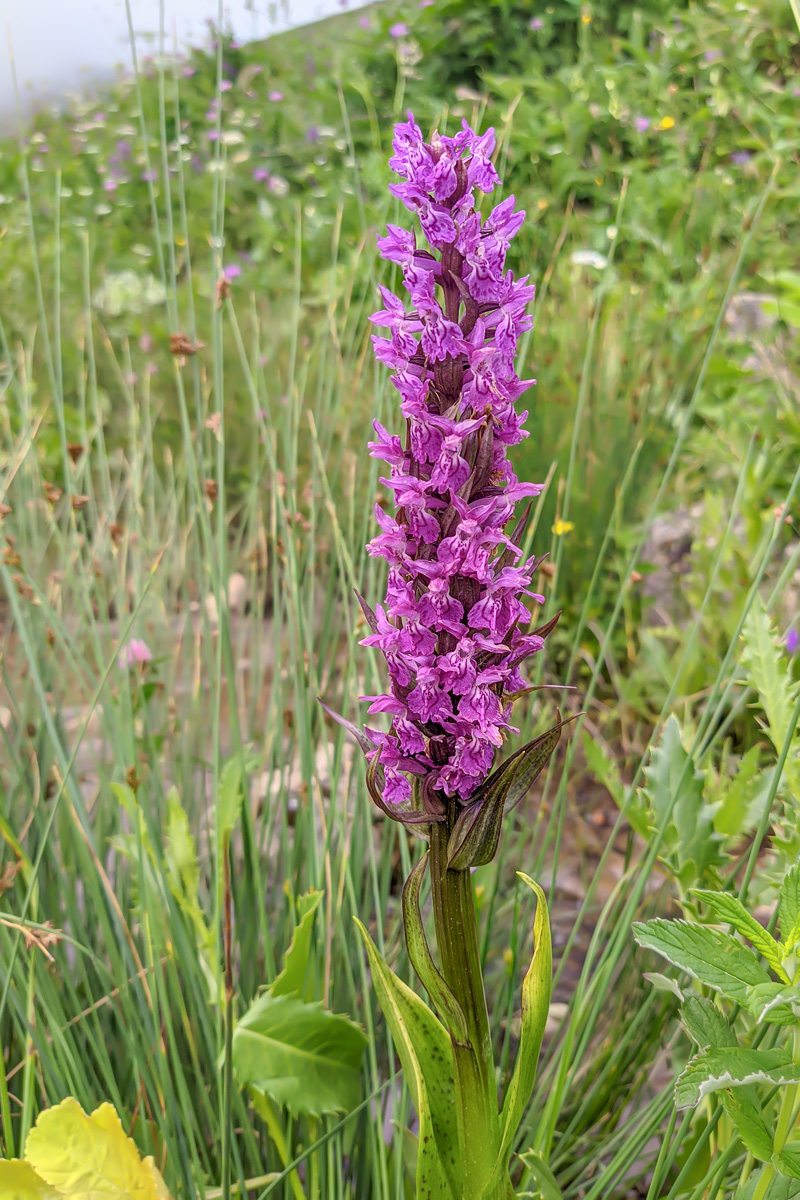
[{"x1": 358, "y1": 111, "x2": 556, "y2": 814}]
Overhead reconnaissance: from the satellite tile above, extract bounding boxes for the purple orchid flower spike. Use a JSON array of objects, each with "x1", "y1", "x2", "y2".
[{"x1": 324, "y1": 111, "x2": 568, "y2": 859}]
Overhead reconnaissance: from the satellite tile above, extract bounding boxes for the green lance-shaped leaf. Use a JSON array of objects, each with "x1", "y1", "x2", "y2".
[
  {"x1": 690, "y1": 889, "x2": 788, "y2": 980},
  {"x1": 721, "y1": 1088, "x2": 774, "y2": 1162},
  {"x1": 232, "y1": 992, "x2": 366, "y2": 1118},
  {"x1": 355, "y1": 919, "x2": 461, "y2": 1200},
  {"x1": 484, "y1": 874, "x2": 552, "y2": 1197},
  {"x1": 681, "y1": 994, "x2": 737, "y2": 1050},
  {"x1": 675, "y1": 1047, "x2": 800, "y2": 1110},
  {"x1": 401, "y1": 855, "x2": 469, "y2": 1044},
  {"x1": 271, "y1": 889, "x2": 323, "y2": 1000},
  {"x1": 775, "y1": 1147, "x2": 800, "y2": 1180},
  {"x1": 633, "y1": 919, "x2": 771, "y2": 1003},
  {"x1": 447, "y1": 722, "x2": 563, "y2": 871}
]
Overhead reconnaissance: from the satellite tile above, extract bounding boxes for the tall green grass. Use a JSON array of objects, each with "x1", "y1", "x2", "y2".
[{"x1": 0, "y1": 14, "x2": 797, "y2": 1200}]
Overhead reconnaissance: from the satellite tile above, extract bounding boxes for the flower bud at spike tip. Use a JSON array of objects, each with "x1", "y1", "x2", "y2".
[{"x1": 341, "y1": 112, "x2": 560, "y2": 831}]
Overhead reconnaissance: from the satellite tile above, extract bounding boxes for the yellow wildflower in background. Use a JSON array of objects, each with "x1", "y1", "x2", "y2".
[
  {"x1": 552, "y1": 519, "x2": 575, "y2": 536},
  {"x1": 658, "y1": 116, "x2": 675, "y2": 130}
]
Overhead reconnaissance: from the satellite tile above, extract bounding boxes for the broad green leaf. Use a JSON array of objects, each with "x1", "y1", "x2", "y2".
[
  {"x1": 776, "y1": 1147, "x2": 800, "y2": 1180},
  {"x1": 675, "y1": 1048, "x2": 800, "y2": 1110},
  {"x1": 690, "y1": 889, "x2": 787, "y2": 979},
  {"x1": 355, "y1": 919, "x2": 460, "y2": 1200},
  {"x1": 780, "y1": 861, "x2": 800, "y2": 944},
  {"x1": 271, "y1": 889, "x2": 323, "y2": 1000},
  {"x1": 518, "y1": 1150, "x2": 563, "y2": 1200},
  {"x1": 643, "y1": 716, "x2": 725, "y2": 887},
  {"x1": 493, "y1": 875, "x2": 552, "y2": 1187},
  {"x1": 401, "y1": 855, "x2": 468, "y2": 1042},
  {"x1": 741, "y1": 598, "x2": 800, "y2": 799},
  {"x1": 633, "y1": 919, "x2": 771, "y2": 1002},
  {"x1": 232, "y1": 992, "x2": 366, "y2": 1118},
  {"x1": 721, "y1": 1089, "x2": 773, "y2": 1161},
  {"x1": 0, "y1": 1161, "x2": 59, "y2": 1199},
  {"x1": 680, "y1": 994, "x2": 736, "y2": 1049},
  {"x1": 747, "y1": 984, "x2": 800, "y2": 1025},
  {"x1": 24, "y1": 1098, "x2": 171, "y2": 1199}
]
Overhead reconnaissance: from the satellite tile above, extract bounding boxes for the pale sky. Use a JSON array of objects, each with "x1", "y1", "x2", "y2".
[{"x1": 2, "y1": 0, "x2": 374, "y2": 125}]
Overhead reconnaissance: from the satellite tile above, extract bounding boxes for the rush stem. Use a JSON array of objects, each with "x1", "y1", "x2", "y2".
[{"x1": 429, "y1": 814, "x2": 504, "y2": 1199}]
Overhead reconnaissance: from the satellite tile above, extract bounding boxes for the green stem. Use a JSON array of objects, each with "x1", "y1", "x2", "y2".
[{"x1": 429, "y1": 817, "x2": 503, "y2": 1199}]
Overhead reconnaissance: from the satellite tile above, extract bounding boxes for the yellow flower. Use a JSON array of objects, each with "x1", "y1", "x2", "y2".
[
  {"x1": 552, "y1": 519, "x2": 575, "y2": 536},
  {"x1": 175, "y1": 235, "x2": 186, "y2": 246},
  {"x1": 658, "y1": 115, "x2": 675, "y2": 130},
  {"x1": 537, "y1": 197, "x2": 549, "y2": 210},
  {"x1": 581, "y1": 10, "x2": 592, "y2": 22}
]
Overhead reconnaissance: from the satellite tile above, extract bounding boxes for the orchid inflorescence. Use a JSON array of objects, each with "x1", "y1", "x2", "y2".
[{"x1": 359, "y1": 111, "x2": 558, "y2": 825}]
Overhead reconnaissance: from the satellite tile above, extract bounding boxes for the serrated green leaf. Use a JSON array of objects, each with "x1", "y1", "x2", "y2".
[
  {"x1": 355, "y1": 919, "x2": 460, "y2": 1200},
  {"x1": 741, "y1": 598, "x2": 800, "y2": 799},
  {"x1": 232, "y1": 992, "x2": 366, "y2": 1118},
  {"x1": 518, "y1": 1150, "x2": 563, "y2": 1200},
  {"x1": 401, "y1": 855, "x2": 468, "y2": 1042},
  {"x1": 271, "y1": 890, "x2": 322, "y2": 1000},
  {"x1": 748, "y1": 984, "x2": 800, "y2": 1025},
  {"x1": 776, "y1": 1147, "x2": 800, "y2": 1180},
  {"x1": 633, "y1": 919, "x2": 771, "y2": 1002},
  {"x1": 0, "y1": 1161, "x2": 59, "y2": 1200},
  {"x1": 680, "y1": 994, "x2": 736, "y2": 1049},
  {"x1": 24, "y1": 1098, "x2": 172, "y2": 1199},
  {"x1": 721, "y1": 1089, "x2": 773, "y2": 1161},
  {"x1": 690, "y1": 889, "x2": 787, "y2": 979},
  {"x1": 780, "y1": 861, "x2": 800, "y2": 944},
  {"x1": 217, "y1": 757, "x2": 244, "y2": 842},
  {"x1": 675, "y1": 1048, "x2": 800, "y2": 1110},
  {"x1": 492, "y1": 875, "x2": 552, "y2": 1190}
]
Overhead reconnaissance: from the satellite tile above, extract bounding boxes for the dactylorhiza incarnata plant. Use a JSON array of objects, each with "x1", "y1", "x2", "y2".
[{"x1": 323, "y1": 114, "x2": 571, "y2": 1200}]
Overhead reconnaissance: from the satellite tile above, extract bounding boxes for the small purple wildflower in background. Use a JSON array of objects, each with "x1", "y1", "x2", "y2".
[
  {"x1": 704, "y1": 48, "x2": 722, "y2": 62},
  {"x1": 141, "y1": 168, "x2": 158, "y2": 183},
  {"x1": 118, "y1": 639, "x2": 153, "y2": 670},
  {"x1": 306, "y1": 126, "x2": 320, "y2": 143},
  {"x1": 389, "y1": 22, "x2": 410, "y2": 38},
  {"x1": 730, "y1": 150, "x2": 752, "y2": 165},
  {"x1": 634, "y1": 116, "x2": 651, "y2": 133},
  {"x1": 253, "y1": 165, "x2": 271, "y2": 182},
  {"x1": 219, "y1": 79, "x2": 233, "y2": 91},
  {"x1": 529, "y1": 17, "x2": 544, "y2": 30},
  {"x1": 223, "y1": 263, "x2": 242, "y2": 281},
  {"x1": 359, "y1": 14, "x2": 371, "y2": 26},
  {"x1": 361, "y1": 112, "x2": 552, "y2": 812},
  {"x1": 269, "y1": 90, "x2": 284, "y2": 102},
  {"x1": 787, "y1": 627, "x2": 799, "y2": 655}
]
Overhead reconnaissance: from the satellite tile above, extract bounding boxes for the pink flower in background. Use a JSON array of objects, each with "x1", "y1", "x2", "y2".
[
  {"x1": 529, "y1": 17, "x2": 544, "y2": 30},
  {"x1": 389, "y1": 22, "x2": 410, "y2": 38},
  {"x1": 118, "y1": 639, "x2": 153, "y2": 670},
  {"x1": 787, "y1": 628, "x2": 799, "y2": 655},
  {"x1": 253, "y1": 166, "x2": 271, "y2": 182},
  {"x1": 223, "y1": 263, "x2": 242, "y2": 280},
  {"x1": 634, "y1": 116, "x2": 651, "y2": 133},
  {"x1": 269, "y1": 90, "x2": 284, "y2": 102}
]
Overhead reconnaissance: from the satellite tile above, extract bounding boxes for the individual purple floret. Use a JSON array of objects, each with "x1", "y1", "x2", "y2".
[{"x1": 358, "y1": 112, "x2": 555, "y2": 818}]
